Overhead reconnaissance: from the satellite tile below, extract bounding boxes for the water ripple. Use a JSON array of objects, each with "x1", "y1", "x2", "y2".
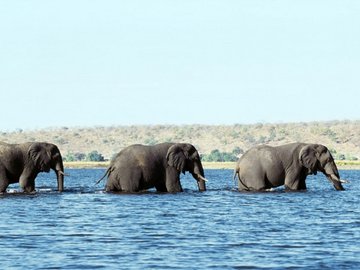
[{"x1": 0, "y1": 169, "x2": 359, "y2": 269}]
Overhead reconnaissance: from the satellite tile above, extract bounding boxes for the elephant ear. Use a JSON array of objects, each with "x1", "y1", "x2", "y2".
[
  {"x1": 166, "y1": 144, "x2": 188, "y2": 174},
  {"x1": 28, "y1": 143, "x2": 42, "y2": 169},
  {"x1": 299, "y1": 145, "x2": 318, "y2": 173},
  {"x1": 50, "y1": 145, "x2": 61, "y2": 159}
]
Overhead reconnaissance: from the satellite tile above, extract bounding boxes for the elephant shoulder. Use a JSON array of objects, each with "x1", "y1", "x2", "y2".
[
  {"x1": 256, "y1": 145, "x2": 273, "y2": 151},
  {"x1": 0, "y1": 142, "x2": 19, "y2": 155},
  {"x1": 248, "y1": 145, "x2": 273, "y2": 155},
  {"x1": 114, "y1": 145, "x2": 148, "y2": 164},
  {"x1": 240, "y1": 145, "x2": 274, "y2": 163}
]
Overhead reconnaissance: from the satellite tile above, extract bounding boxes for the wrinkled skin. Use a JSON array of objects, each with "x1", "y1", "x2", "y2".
[
  {"x1": 0, "y1": 142, "x2": 65, "y2": 193},
  {"x1": 234, "y1": 143, "x2": 344, "y2": 191},
  {"x1": 103, "y1": 143, "x2": 206, "y2": 193}
]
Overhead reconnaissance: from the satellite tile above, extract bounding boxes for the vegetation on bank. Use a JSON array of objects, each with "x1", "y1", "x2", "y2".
[
  {"x1": 64, "y1": 151, "x2": 105, "y2": 162},
  {"x1": 0, "y1": 121, "x2": 359, "y2": 162},
  {"x1": 59, "y1": 147, "x2": 360, "y2": 163},
  {"x1": 63, "y1": 160, "x2": 360, "y2": 170}
]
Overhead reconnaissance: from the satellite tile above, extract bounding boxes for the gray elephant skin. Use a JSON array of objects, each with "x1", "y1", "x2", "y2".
[
  {"x1": 0, "y1": 142, "x2": 65, "y2": 193},
  {"x1": 101, "y1": 142, "x2": 207, "y2": 193},
  {"x1": 234, "y1": 142, "x2": 344, "y2": 191}
]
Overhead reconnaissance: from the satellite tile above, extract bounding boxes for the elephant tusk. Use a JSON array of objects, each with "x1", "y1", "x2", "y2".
[
  {"x1": 198, "y1": 175, "x2": 208, "y2": 182},
  {"x1": 58, "y1": 171, "x2": 70, "y2": 177},
  {"x1": 328, "y1": 174, "x2": 349, "y2": 183},
  {"x1": 328, "y1": 174, "x2": 340, "y2": 182}
]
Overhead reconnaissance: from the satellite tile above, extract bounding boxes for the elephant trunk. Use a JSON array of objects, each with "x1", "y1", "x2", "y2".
[
  {"x1": 197, "y1": 176, "x2": 207, "y2": 191},
  {"x1": 54, "y1": 160, "x2": 65, "y2": 192},
  {"x1": 192, "y1": 163, "x2": 207, "y2": 191},
  {"x1": 323, "y1": 163, "x2": 344, "y2": 191},
  {"x1": 327, "y1": 174, "x2": 345, "y2": 191}
]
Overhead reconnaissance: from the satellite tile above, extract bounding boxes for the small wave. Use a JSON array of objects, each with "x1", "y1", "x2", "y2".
[
  {"x1": 37, "y1": 188, "x2": 53, "y2": 192},
  {"x1": 7, "y1": 189, "x2": 20, "y2": 194}
]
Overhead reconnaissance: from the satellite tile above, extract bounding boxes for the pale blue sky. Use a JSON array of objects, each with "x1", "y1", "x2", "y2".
[{"x1": 1, "y1": 1, "x2": 359, "y2": 131}]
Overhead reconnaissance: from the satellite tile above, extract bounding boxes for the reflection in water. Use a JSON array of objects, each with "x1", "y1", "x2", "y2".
[{"x1": 0, "y1": 169, "x2": 359, "y2": 269}]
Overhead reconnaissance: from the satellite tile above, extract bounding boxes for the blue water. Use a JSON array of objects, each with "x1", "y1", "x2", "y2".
[{"x1": 0, "y1": 169, "x2": 359, "y2": 269}]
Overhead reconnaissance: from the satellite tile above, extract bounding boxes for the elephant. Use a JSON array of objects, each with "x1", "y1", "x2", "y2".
[
  {"x1": 0, "y1": 142, "x2": 65, "y2": 193},
  {"x1": 234, "y1": 142, "x2": 345, "y2": 191},
  {"x1": 98, "y1": 142, "x2": 207, "y2": 193}
]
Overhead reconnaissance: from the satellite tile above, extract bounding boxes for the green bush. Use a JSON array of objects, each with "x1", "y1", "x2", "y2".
[
  {"x1": 74, "y1": 152, "x2": 86, "y2": 161},
  {"x1": 64, "y1": 153, "x2": 75, "y2": 162},
  {"x1": 86, "y1": 151, "x2": 105, "y2": 162},
  {"x1": 64, "y1": 152, "x2": 86, "y2": 162},
  {"x1": 232, "y1": 147, "x2": 244, "y2": 155},
  {"x1": 202, "y1": 149, "x2": 238, "y2": 162}
]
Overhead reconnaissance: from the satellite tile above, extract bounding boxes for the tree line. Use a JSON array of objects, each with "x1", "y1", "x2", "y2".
[
  {"x1": 64, "y1": 151, "x2": 105, "y2": 162},
  {"x1": 63, "y1": 149, "x2": 244, "y2": 162},
  {"x1": 2, "y1": 121, "x2": 359, "y2": 161},
  {"x1": 63, "y1": 146, "x2": 358, "y2": 163}
]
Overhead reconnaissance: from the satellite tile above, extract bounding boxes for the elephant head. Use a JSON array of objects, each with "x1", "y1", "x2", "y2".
[
  {"x1": 28, "y1": 142, "x2": 65, "y2": 191},
  {"x1": 166, "y1": 143, "x2": 207, "y2": 191},
  {"x1": 299, "y1": 144, "x2": 344, "y2": 190}
]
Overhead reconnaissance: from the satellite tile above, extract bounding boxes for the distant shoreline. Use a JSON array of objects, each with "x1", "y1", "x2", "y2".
[
  {"x1": 2, "y1": 121, "x2": 359, "y2": 163},
  {"x1": 64, "y1": 161, "x2": 360, "y2": 170},
  {"x1": 63, "y1": 161, "x2": 237, "y2": 169}
]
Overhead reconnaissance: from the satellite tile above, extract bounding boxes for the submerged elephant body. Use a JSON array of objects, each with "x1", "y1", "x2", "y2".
[
  {"x1": 0, "y1": 142, "x2": 65, "y2": 193},
  {"x1": 234, "y1": 142, "x2": 344, "y2": 191},
  {"x1": 104, "y1": 143, "x2": 207, "y2": 193}
]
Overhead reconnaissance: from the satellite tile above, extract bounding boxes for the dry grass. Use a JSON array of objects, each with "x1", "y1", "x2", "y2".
[
  {"x1": 64, "y1": 161, "x2": 109, "y2": 168},
  {"x1": 1, "y1": 121, "x2": 359, "y2": 161},
  {"x1": 202, "y1": 162, "x2": 236, "y2": 169},
  {"x1": 336, "y1": 160, "x2": 360, "y2": 170}
]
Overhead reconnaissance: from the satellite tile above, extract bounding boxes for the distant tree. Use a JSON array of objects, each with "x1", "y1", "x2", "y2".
[
  {"x1": 202, "y1": 149, "x2": 238, "y2": 162},
  {"x1": 74, "y1": 152, "x2": 86, "y2": 161},
  {"x1": 244, "y1": 134, "x2": 256, "y2": 143},
  {"x1": 222, "y1": 152, "x2": 238, "y2": 162},
  {"x1": 64, "y1": 152, "x2": 75, "y2": 162},
  {"x1": 144, "y1": 137, "x2": 157, "y2": 145},
  {"x1": 232, "y1": 147, "x2": 244, "y2": 156},
  {"x1": 64, "y1": 152, "x2": 86, "y2": 162},
  {"x1": 268, "y1": 127, "x2": 277, "y2": 141},
  {"x1": 257, "y1": 136, "x2": 267, "y2": 144},
  {"x1": 87, "y1": 151, "x2": 105, "y2": 162},
  {"x1": 208, "y1": 149, "x2": 222, "y2": 162}
]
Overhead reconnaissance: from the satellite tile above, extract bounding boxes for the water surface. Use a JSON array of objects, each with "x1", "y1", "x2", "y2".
[{"x1": 1, "y1": 169, "x2": 359, "y2": 269}]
